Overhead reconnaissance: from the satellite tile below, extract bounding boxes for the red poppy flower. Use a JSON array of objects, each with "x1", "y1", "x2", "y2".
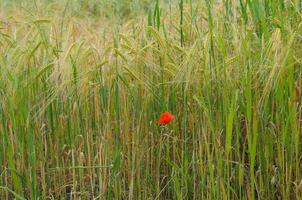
[{"x1": 158, "y1": 112, "x2": 175, "y2": 125}]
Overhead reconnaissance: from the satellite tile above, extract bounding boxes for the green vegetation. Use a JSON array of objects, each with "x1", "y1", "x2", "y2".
[{"x1": 0, "y1": 0, "x2": 302, "y2": 199}]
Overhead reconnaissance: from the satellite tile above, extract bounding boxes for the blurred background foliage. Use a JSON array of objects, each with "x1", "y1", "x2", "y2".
[{"x1": 0, "y1": 0, "x2": 177, "y2": 20}]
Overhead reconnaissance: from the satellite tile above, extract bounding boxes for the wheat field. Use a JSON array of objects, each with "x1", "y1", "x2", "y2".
[{"x1": 0, "y1": 0, "x2": 302, "y2": 199}]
